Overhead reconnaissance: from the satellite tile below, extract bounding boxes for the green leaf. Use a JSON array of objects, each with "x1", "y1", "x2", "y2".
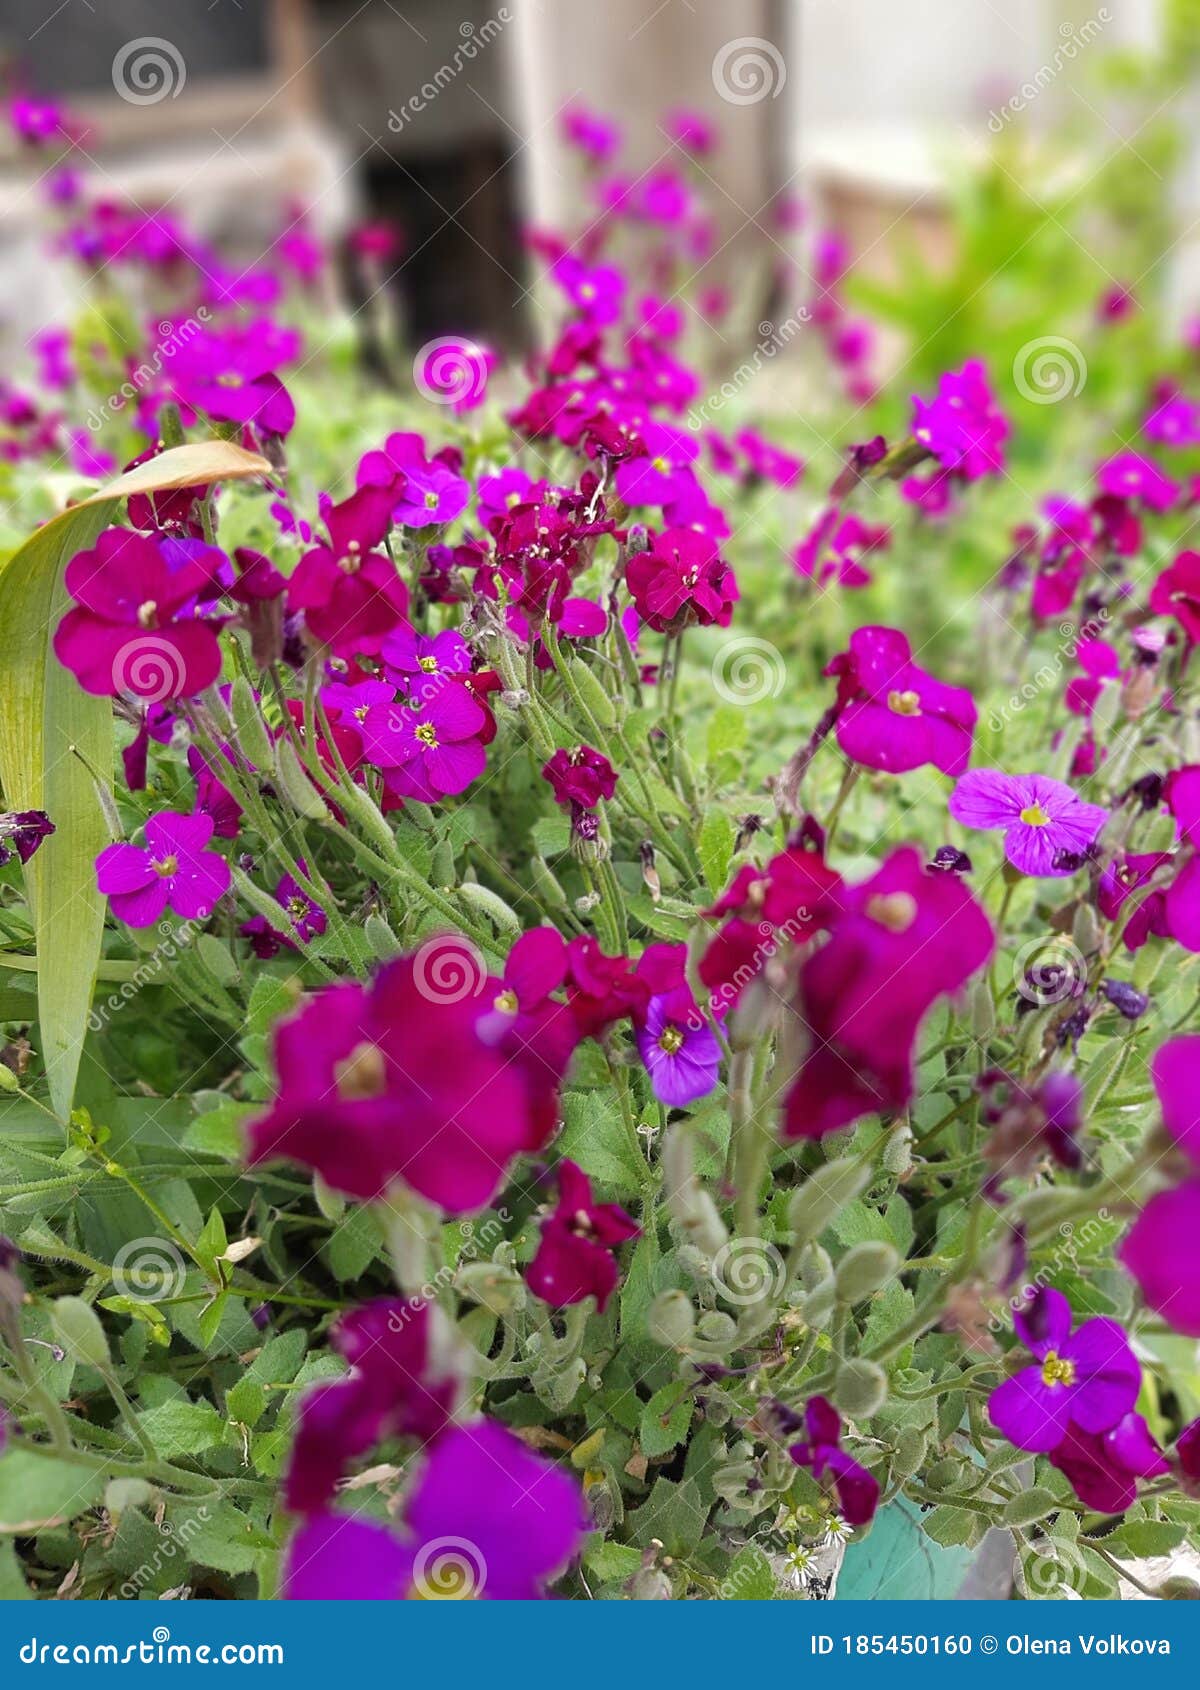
[
  {"x1": 0, "y1": 1449, "x2": 104, "y2": 1532},
  {"x1": 639, "y1": 1383, "x2": 693, "y2": 1458},
  {"x1": 0, "y1": 442, "x2": 269, "y2": 1119},
  {"x1": 723, "y1": 1542, "x2": 777, "y2": 1599},
  {"x1": 194, "y1": 1206, "x2": 228, "y2": 1279},
  {"x1": 697, "y1": 809, "x2": 734, "y2": 896},
  {"x1": 136, "y1": 1399, "x2": 224, "y2": 1459},
  {"x1": 226, "y1": 1378, "x2": 267, "y2": 1428},
  {"x1": 630, "y1": 1476, "x2": 706, "y2": 1556},
  {"x1": 556, "y1": 1091, "x2": 644, "y2": 1195},
  {"x1": 583, "y1": 1539, "x2": 643, "y2": 1584},
  {"x1": 1106, "y1": 1519, "x2": 1188, "y2": 1558},
  {"x1": 163, "y1": 1498, "x2": 273, "y2": 1577},
  {"x1": 325, "y1": 1203, "x2": 383, "y2": 1281},
  {"x1": 0, "y1": 1537, "x2": 31, "y2": 1597}
]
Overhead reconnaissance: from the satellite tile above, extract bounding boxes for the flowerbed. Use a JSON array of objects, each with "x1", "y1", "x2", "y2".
[{"x1": 1, "y1": 92, "x2": 1199, "y2": 1603}]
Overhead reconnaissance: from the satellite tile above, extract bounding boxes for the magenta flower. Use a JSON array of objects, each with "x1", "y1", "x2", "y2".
[
  {"x1": 0, "y1": 810, "x2": 54, "y2": 867},
  {"x1": 96, "y1": 811, "x2": 231, "y2": 928},
  {"x1": 245, "y1": 955, "x2": 540, "y2": 1211},
  {"x1": 360, "y1": 678, "x2": 487, "y2": 802},
  {"x1": 826, "y1": 626, "x2": 976, "y2": 777},
  {"x1": 625, "y1": 527, "x2": 737, "y2": 632},
  {"x1": 54, "y1": 528, "x2": 225, "y2": 701},
  {"x1": 787, "y1": 1396, "x2": 880, "y2": 1527},
  {"x1": 284, "y1": 1301, "x2": 463, "y2": 1514},
  {"x1": 239, "y1": 869, "x2": 326, "y2": 958},
  {"x1": 948, "y1": 770, "x2": 1107, "y2": 877},
  {"x1": 171, "y1": 320, "x2": 297, "y2": 436},
  {"x1": 1047, "y1": 1413, "x2": 1168, "y2": 1514},
  {"x1": 1097, "y1": 450, "x2": 1180, "y2": 511},
  {"x1": 1149, "y1": 549, "x2": 1200, "y2": 644},
  {"x1": 551, "y1": 254, "x2": 625, "y2": 324},
  {"x1": 911, "y1": 360, "x2": 1008, "y2": 481},
  {"x1": 1144, "y1": 385, "x2": 1200, "y2": 448},
  {"x1": 286, "y1": 485, "x2": 407, "y2": 657},
  {"x1": 391, "y1": 460, "x2": 471, "y2": 529},
  {"x1": 1118, "y1": 1035, "x2": 1200, "y2": 1335},
  {"x1": 526, "y1": 1160, "x2": 640, "y2": 1313},
  {"x1": 282, "y1": 1420, "x2": 588, "y2": 1600},
  {"x1": 381, "y1": 622, "x2": 472, "y2": 696},
  {"x1": 542, "y1": 745, "x2": 618, "y2": 811},
  {"x1": 988, "y1": 1287, "x2": 1140, "y2": 1454},
  {"x1": 783, "y1": 847, "x2": 993, "y2": 1138}
]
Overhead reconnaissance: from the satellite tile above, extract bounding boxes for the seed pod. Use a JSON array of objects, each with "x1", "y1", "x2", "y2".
[
  {"x1": 571, "y1": 661, "x2": 618, "y2": 731},
  {"x1": 835, "y1": 1241, "x2": 900, "y2": 1304},
  {"x1": 797, "y1": 1242, "x2": 833, "y2": 1292},
  {"x1": 364, "y1": 913, "x2": 402, "y2": 960},
  {"x1": 882, "y1": 1123, "x2": 913, "y2": 1177},
  {"x1": 833, "y1": 1358, "x2": 888, "y2": 1419},
  {"x1": 695, "y1": 1310, "x2": 737, "y2": 1346},
  {"x1": 646, "y1": 1290, "x2": 696, "y2": 1350},
  {"x1": 276, "y1": 738, "x2": 327, "y2": 820},
  {"x1": 891, "y1": 1425, "x2": 927, "y2": 1478},
  {"x1": 230, "y1": 674, "x2": 274, "y2": 772},
  {"x1": 788, "y1": 1156, "x2": 871, "y2": 1245},
  {"x1": 51, "y1": 1296, "x2": 110, "y2": 1371},
  {"x1": 801, "y1": 1278, "x2": 836, "y2": 1329}
]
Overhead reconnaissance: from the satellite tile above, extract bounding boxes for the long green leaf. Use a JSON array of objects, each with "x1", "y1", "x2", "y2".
[{"x1": 0, "y1": 443, "x2": 270, "y2": 1120}]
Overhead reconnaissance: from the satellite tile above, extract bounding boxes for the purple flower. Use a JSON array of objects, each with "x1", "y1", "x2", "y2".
[
  {"x1": 636, "y1": 993, "x2": 721, "y2": 1108},
  {"x1": 171, "y1": 320, "x2": 297, "y2": 437},
  {"x1": 526, "y1": 1159, "x2": 640, "y2": 1313},
  {"x1": 788, "y1": 1396, "x2": 880, "y2": 1527},
  {"x1": 284, "y1": 1301, "x2": 463, "y2": 1514},
  {"x1": 95, "y1": 811, "x2": 231, "y2": 928},
  {"x1": 360, "y1": 678, "x2": 488, "y2": 801},
  {"x1": 948, "y1": 770, "x2": 1107, "y2": 877},
  {"x1": 551, "y1": 254, "x2": 625, "y2": 325},
  {"x1": 911, "y1": 360, "x2": 1008, "y2": 481},
  {"x1": 240, "y1": 869, "x2": 326, "y2": 958},
  {"x1": 391, "y1": 461, "x2": 470, "y2": 530},
  {"x1": 381, "y1": 622, "x2": 472, "y2": 697},
  {"x1": 282, "y1": 1420, "x2": 588, "y2": 1600},
  {"x1": 1096, "y1": 450, "x2": 1180, "y2": 512},
  {"x1": 0, "y1": 810, "x2": 54, "y2": 867},
  {"x1": 988, "y1": 1287, "x2": 1140, "y2": 1454}
]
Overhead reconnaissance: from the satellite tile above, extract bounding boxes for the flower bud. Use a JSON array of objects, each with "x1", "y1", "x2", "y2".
[
  {"x1": 833, "y1": 1358, "x2": 888, "y2": 1419},
  {"x1": 835, "y1": 1242, "x2": 900, "y2": 1304},
  {"x1": 647, "y1": 1290, "x2": 696, "y2": 1350},
  {"x1": 797, "y1": 1242, "x2": 833, "y2": 1292},
  {"x1": 925, "y1": 1455, "x2": 967, "y2": 1492},
  {"x1": 882, "y1": 1123, "x2": 913, "y2": 1177},
  {"x1": 787, "y1": 1156, "x2": 871, "y2": 1245},
  {"x1": 801, "y1": 1278, "x2": 836, "y2": 1329},
  {"x1": 364, "y1": 913, "x2": 402, "y2": 960},
  {"x1": 1001, "y1": 1487, "x2": 1057, "y2": 1527},
  {"x1": 230, "y1": 674, "x2": 274, "y2": 772},
  {"x1": 1072, "y1": 900, "x2": 1100, "y2": 955},
  {"x1": 695, "y1": 1310, "x2": 737, "y2": 1346},
  {"x1": 891, "y1": 1425, "x2": 927, "y2": 1477},
  {"x1": 51, "y1": 1295, "x2": 110, "y2": 1371},
  {"x1": 679, "y1": 1193, "x2": 729, "y2": 1258},
  {"x1": 454, "y1": 1260, "x2": 526, "y2": 1316},
  {"x1": 276, "y1": 738, "x2": 327, "y2": 820}
]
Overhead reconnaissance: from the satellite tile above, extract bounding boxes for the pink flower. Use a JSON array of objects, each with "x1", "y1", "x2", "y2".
[
  {"x1": 526, "y1": 1160, "x2": 639, "y2": 1312},
  {"x1": 96, "y1": 811, "x2": 230, "y2": 928},
  {"x1": 542, "y1": 745, "x2": 618, "y2": 811},
  {"x1": 911, "y1": 360, "x2": 1008, "y2": 481},
  {"x1": 1096, "y1": 451, "x2": 1180, "y2": 512},
  {"x1": 361, "y1": 678, "x2": 488, "y2": 802},
  {"x1": 1149, "y1": 550, "x2": 1200, "y2": 644},
  {"x1": 826, "y1": 626, "x2": 976, "y2": 777},
  {"x1": 625, "y1": 527, "x2": 737, "y2": 632}
]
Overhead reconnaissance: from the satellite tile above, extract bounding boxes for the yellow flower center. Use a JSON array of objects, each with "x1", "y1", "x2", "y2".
[
  {"x1": 418, "y1": 655, "x2": 440, "y2": 673},
  {"x1": 334, "y1": 1040, "x2": 386, "y2": 1101},
  {"x1": 658, "y1": 1025, "x2": 685, "y2": 1056},
  {"x1": 1020, "y1": 803, "x2": 1050, "y2": 826},
  {"x1": 137, "y1": 599, "x2": 158, "y2": 628},
  {"x1": 493, "y1": 988, "x2": 519, "y2": 1015},
  {"x1": 424, "y1": 491, "x2": 440, "y2": 510},
  {"x1": 865, "y1": 891, "x2": 918, "y2": 933},
  {"x1": 887, "y1": 688, "x2": 922, "y2": 717},
  {"x1": 1040, "y1": 1351, "x2": 1076, "y2": 1388},
  {"x1": 150, "y1": 854, "x2": 177, "y2": 878},
  {"x1": 415, "y1": 722, "x2": 440, "y2": 748}
]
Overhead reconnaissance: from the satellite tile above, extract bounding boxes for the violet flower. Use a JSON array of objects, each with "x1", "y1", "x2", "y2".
[
  {"x1": 948, "y1": 769, "x2": 1107, "y2": 877},
  {"x1": 1118, "y1": 1035, "x2": 1200, "y2": 1335},
  {"x1": 988, "y1": 1287, "x2": 1140, "y2": 1454},
  {"x1": 282, "y1": 1420, "x2": 588, "y2": 1600},
  {"x1": 95, "y1": 811, "x2": 231, "y2": 928},
  {"x1": 0, "y1": 810, "x2": 54, "y2": 867}
]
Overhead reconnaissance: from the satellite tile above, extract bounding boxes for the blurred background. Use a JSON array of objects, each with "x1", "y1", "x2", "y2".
[{"x1": 0, "y1": 0, "x2": 1195, "y2": 442}]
